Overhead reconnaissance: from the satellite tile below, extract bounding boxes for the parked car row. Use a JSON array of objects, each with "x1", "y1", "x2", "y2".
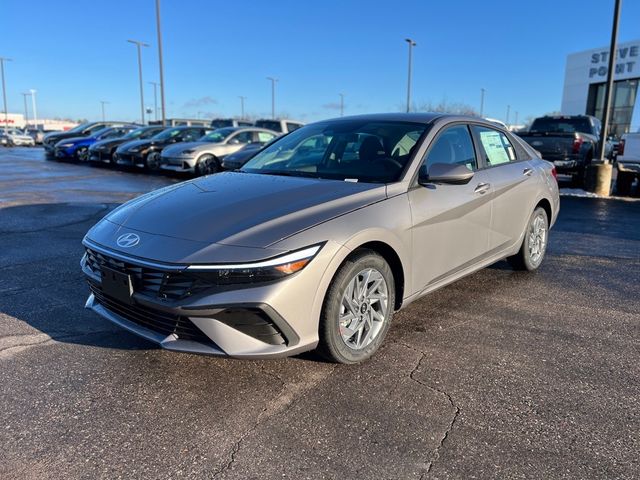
[
  {"x1": 42, "y1": 118, "x2": 299, "y2": 176},
  {"x1": 0, "y1": 128, "x2": 36, "y2": 147}
]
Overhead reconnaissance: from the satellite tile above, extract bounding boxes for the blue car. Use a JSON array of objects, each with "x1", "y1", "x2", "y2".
[{"x1": 53, "y1": 125, "x2": 138, "y2": 161}]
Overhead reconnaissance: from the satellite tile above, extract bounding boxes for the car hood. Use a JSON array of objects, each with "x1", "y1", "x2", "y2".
[
  {"x1": 100, "y1": 171, "x2": 386, "y2": 249},
  {"x1": 162, "y1": 141, "x2": 217, "y2": 156},
  {"x1": 91, "y1": 137, "x2": 125, "y2": 150},
  {"x1": 117, "y1": 139, "x2": 155, "y2": 152},
  {"x1": 56, "y1": 136, "x2": 90, "y2": 145}
]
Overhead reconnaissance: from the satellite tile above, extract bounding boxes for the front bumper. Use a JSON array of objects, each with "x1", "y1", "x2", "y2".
[
  {"x1": 160, "y1": 155, "x2": 196, "y2": 173},
  {"x1": 80, "y1": 240, "x2": 341, "y2": 358},
  {"x1": 89, "y1": 150, "x2": 112, "y2": 163},
  {"x1": 116, "y1": 152, "x2": 145, "y2": 168},
  {"x1": 54, "y1": 147, "x2": 75, "y2": 158}
]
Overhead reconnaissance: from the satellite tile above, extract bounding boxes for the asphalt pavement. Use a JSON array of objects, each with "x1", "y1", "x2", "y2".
[{"x1": 0, "y1": 148, "x2": 638, "y2": 479}]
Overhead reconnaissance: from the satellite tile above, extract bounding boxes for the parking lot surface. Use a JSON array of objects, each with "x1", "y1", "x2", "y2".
[{"x1": 1, "y1": 148, "x2": 638, "y2": 479}]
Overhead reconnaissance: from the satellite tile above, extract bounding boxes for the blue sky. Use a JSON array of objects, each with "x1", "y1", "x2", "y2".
[{"x1": 2, "y1": 0, "x2": 639, "y2": 124}]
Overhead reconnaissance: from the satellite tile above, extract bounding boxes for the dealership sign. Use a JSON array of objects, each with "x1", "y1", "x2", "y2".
[{"x1": 587, "y1": 43, "x2": 639, "y2": 80}]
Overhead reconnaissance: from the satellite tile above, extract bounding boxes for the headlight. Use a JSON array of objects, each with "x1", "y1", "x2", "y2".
[
  {"x1": 182, "y1": 149, "x2": 195, "y2": 155},
  {"x1": 59, "y1": 143, "x2": 75, "y2": 148},
  {"x1": 185, "y1": 244, "x2": 323, "y2": 284}
]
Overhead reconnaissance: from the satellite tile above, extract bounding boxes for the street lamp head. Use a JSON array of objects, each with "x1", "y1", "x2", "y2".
[
  {"x1": 127, "y1": 39, "x2": 150, "y2": 47},
  {"x1": 405, "y1": 38, "x2": 416, "y2": 46}
]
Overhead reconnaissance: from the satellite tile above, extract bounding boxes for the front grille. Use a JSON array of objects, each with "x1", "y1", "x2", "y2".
[
  {"x1": 85, "y1": 247, "x2": 202, "y2": 300},
  {"x1": 89, "y1": 283, "x2": 214, "y2": 344}
]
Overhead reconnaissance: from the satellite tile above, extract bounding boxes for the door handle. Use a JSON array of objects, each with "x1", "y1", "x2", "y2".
[
  {"x1": 523, "y1": 168, "x2": 533, "y2": 176},
  {"x1": 474, "y1": 182, "x2": 490, "y2": 194}
]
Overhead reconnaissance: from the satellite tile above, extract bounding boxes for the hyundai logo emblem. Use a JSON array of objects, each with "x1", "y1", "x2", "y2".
[{"x1": 116, "y1": 232, "x2": 140, "y2": 248}]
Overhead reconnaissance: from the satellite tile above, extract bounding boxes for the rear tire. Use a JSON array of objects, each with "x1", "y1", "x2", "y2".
[
  {"x1": 317, "y1": 250, "x2": 395, "y2": 364},
  {"x1": 507, "y1": 206, "x2": 549, "y2": 271}
]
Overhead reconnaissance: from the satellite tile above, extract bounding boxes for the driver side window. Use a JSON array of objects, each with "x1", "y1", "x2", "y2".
[{"x1": 423, "y1": 125, "x2": 477, "y2": 172}]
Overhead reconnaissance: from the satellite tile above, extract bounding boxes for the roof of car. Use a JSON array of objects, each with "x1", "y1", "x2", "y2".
[{"x1": 317, "y1": 112, "x2": 446, "y2": 124}]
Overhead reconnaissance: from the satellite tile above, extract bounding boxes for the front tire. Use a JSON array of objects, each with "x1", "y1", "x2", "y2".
[
  {"x1": 508, "y1": 206, "x2": 549, "y2": 271},
  {"x1": 317, "y1": 250, "x2": 395, "y2": 364},
  {"x1": 616, "y1": 171, "x2": 633, "y2": 196},
  {"x1": 146, "y1": 151, "x2": 161, "y2": 171},
  {"x1": 195, "y1": 154, "x2": 220, "y2": 176},
  {"x1": 76, "y1": 146, "x2": 89, "y2": 162}
]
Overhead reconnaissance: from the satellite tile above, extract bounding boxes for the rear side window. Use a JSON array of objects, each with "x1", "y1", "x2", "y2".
[
  {"x1": 423, "y1": 125, "x2": 477, "y2": 172},
  {"x1": 286, "y1": 122, "x2": 302, "y2": 132},
  {"x1": 472, "y1": 126, "x2": 516, "y2": 167}
]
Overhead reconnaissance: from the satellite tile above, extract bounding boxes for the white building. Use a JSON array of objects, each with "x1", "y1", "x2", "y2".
[
  {"x1": 561, "y1": 39, "x2": 640, "y2": 135},
  {"x1": 0, "y1": 113, "x2": 78, "y2": 131}
]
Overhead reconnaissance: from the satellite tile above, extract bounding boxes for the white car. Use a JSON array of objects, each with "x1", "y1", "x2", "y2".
[
  {"x1": 616, "y1": 131, "x2": 640, "y2": 195},
  {"x1": 5, "y1": 129, "x2": 36, "y2": 146}
]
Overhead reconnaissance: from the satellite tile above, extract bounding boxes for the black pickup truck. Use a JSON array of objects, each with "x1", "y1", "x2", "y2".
[{"x1": 518, "y1": 115, "x2": 612, "y2": 186}]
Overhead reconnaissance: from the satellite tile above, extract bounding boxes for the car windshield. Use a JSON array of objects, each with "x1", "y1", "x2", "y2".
[
  {"x1": 241, "y1": 120, "x2": 427, "y2": 183},
  {"x1": 95, "y1": 128, "x2": 117, "y2": 139},
  {"x1": 125, "y1": 127, "x2": 157, "y2": 139},
  {"x1": 210, "y1": 119, "x2": 233, "y2": 128},
  {"x1": 66, "y1": 122, "x2": 92, "y2": 134},
  {"x1": 529, "y1": 117, "x2": 592, "y2": 134},
  {"x1": 199, "y1": 128, "x2": 234, "y2": 143},
  {"x1": 151, "y1": 128, "x2": 182, "y2": 141}
]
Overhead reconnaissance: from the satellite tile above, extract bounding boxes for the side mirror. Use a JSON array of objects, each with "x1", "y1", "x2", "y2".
[{"x1": 419, "y1": 163, "x2": 474, "y2": 185}]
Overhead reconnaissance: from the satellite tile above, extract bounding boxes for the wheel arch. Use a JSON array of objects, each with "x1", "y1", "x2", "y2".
[
  {"x1": 348, "y1": 241, "x2": 405, "y2": 311},
  {"x1": 535, "y1": 197, "x2": 552, "y2": 223}
]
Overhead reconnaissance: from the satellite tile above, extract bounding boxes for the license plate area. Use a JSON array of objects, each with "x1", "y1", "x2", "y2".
[{"x1": 101, "y1": 267, "x2": 134, "y2": 305}]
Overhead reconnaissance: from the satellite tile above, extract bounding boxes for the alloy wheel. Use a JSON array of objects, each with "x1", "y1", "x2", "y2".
[
  {"x1": 339, "y1": 268, "x2": 389, "y2": 350},
  {"x1": 528, "y1": 212, "x2": 547, "y2": 265}
]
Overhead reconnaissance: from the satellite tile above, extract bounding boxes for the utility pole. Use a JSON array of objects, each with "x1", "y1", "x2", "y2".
[
  {"x1": 155, "y1": 0, "x2": 167, "y2": 126},
  {"x1": 479, "y1": 88, "x2": 485, "y2": 117},
  {"x1": 29, "y1": 89, "x2": 37, "y2": 130},
  {"x1": 506, "y1": 104, "x2": 510, "y2": 125},
  {"x1": 127, "y1": 39, "x2": 149, "y2": 125},
  {"x1": 339, "y1": 93, "x2": 345, "y2": 117},
  {"x1": 21, "y1": 92, "x2": 29, "y2": 126},
  {"x1": 589, "y1": 0, "x2": 621, "y2": 197},
  {"x1": 266, "y1": 77, "x2": 278, "y2": 119},
  {"x1": 0, "y1": 57, "x2": 11, "y2": 133},
  {"x1": 100, "y1": 100, "x2": 109, "y2": 121},
  {"x1": 148, "y1": 81, "x2": 159, "y2": 121},
  {"x1": 405, "y1": 38, "x2": 416, "y2": 113},
  {"x1": 238, "y1": 96, "x2": 246, "y2": 119}
]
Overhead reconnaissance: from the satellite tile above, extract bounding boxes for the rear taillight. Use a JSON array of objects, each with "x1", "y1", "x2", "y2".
[
  {"x1": 618, "y1": 139, "x2": 625, "y2": 156},
  {"x1": 572, "y1": 136, "x2": 584, "y2": 154},
  {"x1": 551, "y1": 166, "x2": 557, "y2": 182}
]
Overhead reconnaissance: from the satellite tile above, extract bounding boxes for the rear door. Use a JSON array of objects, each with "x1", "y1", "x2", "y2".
[
  {"x1": 408, "y1": 123, "x2": 493, "y2": 291},
  {"x1": 471, "y1": 124, "x2": 539, "y2": 251}
]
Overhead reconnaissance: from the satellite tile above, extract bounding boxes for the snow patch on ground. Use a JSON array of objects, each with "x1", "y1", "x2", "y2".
[{"x1": 560, "y1": 188, "x2": 640, "y2": 202}]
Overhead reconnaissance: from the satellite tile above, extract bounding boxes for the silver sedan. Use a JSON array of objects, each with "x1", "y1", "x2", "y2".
[
  {"x1": 81, "y1": 113, "x2": 559, "y2": 363},
  {"x1": 159, "y1": 127, "x2": 278, "y2": 175}
]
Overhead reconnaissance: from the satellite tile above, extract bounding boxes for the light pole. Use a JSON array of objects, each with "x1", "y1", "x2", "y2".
[
  {"x1": 0, "y1": 57, "x2": 12, "y2": 133},
  {"x1": 148, "y1": 81, "x2": 159, "y2": 121},
  {"x1": 506, "y1": 104, "x2": 510, "y2": 125},
  {"x1": 29, "y1": 89, "x2": 37, "y2": 130},
  {"x1": 339, "y1": 93, "x2": 345, "y2": 117},
  {"x1": 405, "y1": 38, "x2": 416, "y2": 113},
  {"x1": 479, "y1": 88, "x2": 485, "y2": 117},
  {"x1": 155, "y1": 0, "x2": 166, "y2": 126},
  {"x1": 239, "y1": 96, "x2": 246, "y2": 119},
  {"x1": 266, "y1": 77, "x2": 278, "y2": 119},
  {"x1": 100, "y1": 100, "x2": 109, "y2": 121},
  {"x1": 598, "y1": 0, "x2": 621, "y2": 162},
  {"x1": 21, "y1": 92, "x2": 30, "y2": 126},
  {"x1": 127, "y1": 39, "x2": 149, "y2": 125}
]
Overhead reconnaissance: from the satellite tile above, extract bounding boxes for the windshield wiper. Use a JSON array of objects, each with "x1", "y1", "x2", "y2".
[{"x1": 255, "y1": 170, "x2": 320, "y2": 179}]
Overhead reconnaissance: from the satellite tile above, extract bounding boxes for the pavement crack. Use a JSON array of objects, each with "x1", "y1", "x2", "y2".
[
  {"x1": 394, "y1": 341, "x2": 460, "y2": 478},
  {"x1": 211, "y1": 363, "x2": 337, "y2": 479}
]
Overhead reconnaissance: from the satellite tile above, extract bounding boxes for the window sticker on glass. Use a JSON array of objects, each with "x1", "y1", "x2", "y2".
[{"x1": 479, "y1": 130, "x2": 511, "y2": 165}]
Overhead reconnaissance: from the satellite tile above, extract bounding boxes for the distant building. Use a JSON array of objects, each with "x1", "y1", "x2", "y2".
[
  {"x1": 0, "y1": 113, "x2": 78, "y2": 131},
  {"x1": 561, "y1": 39, "x2": 640, "y2": 136}
]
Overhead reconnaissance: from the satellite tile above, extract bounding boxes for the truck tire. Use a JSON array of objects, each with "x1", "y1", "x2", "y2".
[{"x1": 616, "y1": 171, "x2": 633, "y2": 196}]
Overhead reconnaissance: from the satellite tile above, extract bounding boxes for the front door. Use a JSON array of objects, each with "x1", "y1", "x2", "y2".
[{"x1": 408, "y1": 124, "x2": 493, "y2": 292}]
